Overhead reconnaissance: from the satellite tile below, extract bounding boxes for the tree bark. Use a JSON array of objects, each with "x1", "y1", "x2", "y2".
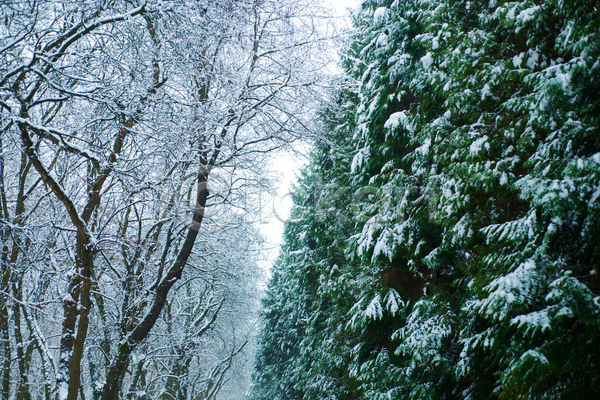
[
  {"x1": 0, "y1": 299, "x2": 9, "y2": 400},
  {"x1": 61, "y1": 233, "x2": 93, "y2": 400},
  {"x1": 0, "y1": 133, "x2": 9, "y2": 400},
  {"x1": 12, "y1": 283, "x2": 31, "y2": 400}
]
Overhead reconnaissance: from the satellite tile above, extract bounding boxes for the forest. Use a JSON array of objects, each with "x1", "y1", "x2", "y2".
[
  {"x1": 250, "y1": 0, "x2": 600, "y2": 399},
  {"x1": 1, "y1": 0, "x2": 599, "y2": 399},
  {"x1": 0, "y1": 0, "x2": 330, "y2": 399}
]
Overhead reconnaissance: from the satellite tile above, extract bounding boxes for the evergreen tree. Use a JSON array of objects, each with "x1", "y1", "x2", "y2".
[{"x1": 251, "y1": 0, "x2": 600, "y2": 399}]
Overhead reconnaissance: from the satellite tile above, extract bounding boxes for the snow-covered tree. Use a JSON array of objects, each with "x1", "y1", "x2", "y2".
[
  {"x1": 0, "y1": 0, "x2": 333, "y2": 399},
  {"x1": 252, "y1": 0, "x2": 600, "y2": 399}
]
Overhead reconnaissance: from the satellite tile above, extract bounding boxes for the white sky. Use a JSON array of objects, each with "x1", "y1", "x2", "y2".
[{"x1": 328, "y1": 0, "x2": 357, "y2": 15}]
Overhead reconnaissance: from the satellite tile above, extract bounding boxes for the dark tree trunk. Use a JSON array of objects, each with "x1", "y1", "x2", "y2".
[{"x1": 100, "y1": 167, "x2": 210, "y2": 400}]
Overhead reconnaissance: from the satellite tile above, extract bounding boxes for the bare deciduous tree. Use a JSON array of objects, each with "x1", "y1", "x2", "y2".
[{"x1": 0, "y1": 0, "x2": 334, "y2": 399}]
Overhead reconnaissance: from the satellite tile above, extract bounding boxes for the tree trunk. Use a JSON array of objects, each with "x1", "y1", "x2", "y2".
[
  {"x1": 1, "y1": 244, "x2": 10, "y2": 400},
  {"x1": 12, "y1": 283, "x2": 31, "y2": 400},
  {"x1": 100, "y1": 167, "x2": 210, "y2": 400},
  {"x1": 57, "y1": 233, "x2": 93, "y2": 400},
  {"x1": 0, "y1": 303, "x2": 10, "y2": 400}
]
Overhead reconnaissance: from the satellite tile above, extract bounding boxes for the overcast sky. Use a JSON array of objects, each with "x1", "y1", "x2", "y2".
[{"x1": 329, "y1": 0, "x2": 357, "y2": 14}]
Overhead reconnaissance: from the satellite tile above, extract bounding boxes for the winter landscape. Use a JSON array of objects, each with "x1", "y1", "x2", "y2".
[{"x1": 1, "y1": 0, "x2": 599, "y2": 399}]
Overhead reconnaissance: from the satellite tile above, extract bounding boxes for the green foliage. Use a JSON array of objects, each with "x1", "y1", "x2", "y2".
[{"x1": 251, "y1": 0, "x2": 600, "y2": 399}]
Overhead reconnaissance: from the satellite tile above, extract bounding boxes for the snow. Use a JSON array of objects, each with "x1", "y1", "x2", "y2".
[
  {"x1": 351, "y1": 149, "x2": 365, "y2": 173},
  {"x1": 357, "y1": 216, "x2": 377, "y2": 256},
  {"x1": 421, "y1": 52, "x2": 433, "y2": 70},
  {"x1": 365, "y1": 295, "x2": 383, "y2": 320},
  {"x1": 480, "y1": 259, "x2": 540, "y2": 322},
  {"x1": 385, "y1": 290, "x2": 403, "y2": 315},
  {"x1": 555, "y1": 71, "x2": 572, "y2": 91},
  {"x1": 384, "y1": 111, "x2": 412, "y2": 132},
  {"x1": 526, "y1": 49, "x2": 539, "y2": 69},
  {"x1": 481, "y1": 84, "x2": 492, "y2": 100},
  {"x1": 521, "y1": 349, "x2": 549, "y2": 365},
  {"x1": 376, "y1": 32, "x2": 388, "y2": 47},
  {"x1": 372, "y1": 231, "x2": 392, "y2": 261},
  {"x1": 373, "y1": 7, "x2": 388, "y2": 23},
  {"x1": 513, "y1": 53, "x2": 524, "y2": 68},
  {"x1": 443, "y1": 79, "x2": 451, "y2": 91},
  {"x1": 392, "y1": 53, "x2": 411, "y2": 65},
  {"x1": 482, "y1": 211, "x2": 537, "y2": 243},
  {"x1": 469, "y1": 135, "x2": 488, "y2": 156},
  {"x1": 506, "y1": 5, "x2": 517, "y2": 20},
  {"x1": 511, "y1": 309, "x2": 551, "y2": 332},
  {"x1": 588, "y1": 186, "x2": 600, "y2": 207},
  {"x1": 517, "y1": 6, "x2": 540, "y2": 24},
  {"x1": 451, "y1": 216, "x2": 468, "y2": 241},
  {"x1": 416, "y1": 138, "x2": 431, "y2": 156},
  {"x1": 555, "y1": 306, "x2": 573, "y2": 318},
  {"x1": 59, "y1": 382, "x2": 69, "y2": 400},
  {"x1": 395, "y1": 298, "x2": 452, "y2": 360}
]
